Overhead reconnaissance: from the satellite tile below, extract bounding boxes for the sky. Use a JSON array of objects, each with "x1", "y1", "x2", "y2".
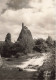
[{"x1": 0, "y1": 0, "x2": 56, "y2": 42}]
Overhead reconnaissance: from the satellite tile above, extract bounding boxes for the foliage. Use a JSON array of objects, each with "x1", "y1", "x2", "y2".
[
  {"x1": 46, "y1": 36, "x2": 55, "y2": 54},
  {"x1": 0, "y1": 41, "x2": 4, "y2": 55},
  {"x1": 1, "y1": 33, "x2": 13, "y2": 57},
  {"x1": 33, "y1": 38, "x2": 49, "y2": 53},
  {"x1": 1, "y1": 42, "x2": 13, "y2": 57},
  {"x1": 32, "y1": 53, "x2": 55, "y2": 80},
  {"x1": 17, "y1": 23, "x2": 34, "y2": 54},
  {"x1": 0, "y1": 26, "x2": 55, "y2": 57},
  {"x1": 5, "y1": 33, "x2": 11, "y2": 42},
  {"x1": 46, "y1": 36, "x2": 54, "y2": 48},
  {"x1": 11, "y1": 41, "x2": 24, "y2": 56}
]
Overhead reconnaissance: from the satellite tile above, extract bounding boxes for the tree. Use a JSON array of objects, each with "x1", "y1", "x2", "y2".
[
  {"x1": 33, "y1": 38, "x2": 49, "y2": 52},
  {"x1": 46, "y1": 36, "x2": 54, "y2": 48},
  {"x1": 11, "y1": 41, "x2": 24, "y2": 56}
]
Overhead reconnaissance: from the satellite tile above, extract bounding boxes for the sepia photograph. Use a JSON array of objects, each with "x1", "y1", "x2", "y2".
[{"x1": 0, "y1": 0, "x2": 55, "y2": 80}]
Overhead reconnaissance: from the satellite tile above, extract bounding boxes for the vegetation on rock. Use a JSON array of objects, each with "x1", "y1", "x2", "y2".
[
  {"x1": 17, "y1": 23, "x2": 34, "y2": 54},
  {"x1": 1, "y1": 33, "x2": 13, "y2": 57}
]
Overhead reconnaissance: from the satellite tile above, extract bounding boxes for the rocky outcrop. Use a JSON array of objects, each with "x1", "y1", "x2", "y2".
[
  {"x1": 2, "y1": 33, "x2": 13, "y2": 57},
  {"x1": 17, "y1": 23, "x2": 34, "y2": 53},
  {"x1": 5, "y1": 33, "x2": 11, "y2": 43}
]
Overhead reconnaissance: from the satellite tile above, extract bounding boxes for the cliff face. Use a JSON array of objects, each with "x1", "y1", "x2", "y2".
[{"x1": 17, "y1": 23, "x2": 34, "y2": 53}]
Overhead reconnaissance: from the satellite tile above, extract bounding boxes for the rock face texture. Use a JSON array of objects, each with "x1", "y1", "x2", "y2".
[
  {"x1": 2, "y1": 33, "x2": 12, "y2": 57},
  {"x1": 5, "y1": 33, "x2": 11, "y2": 43},
  {"x1": 17, "y1": 23, "x2": 34, "y2": 53}
]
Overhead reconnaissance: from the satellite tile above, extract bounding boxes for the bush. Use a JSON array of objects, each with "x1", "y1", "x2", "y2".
[
  {"x1": 1, "y1": 42, "x2": 13, "y2": 57},
  {"x1": 33, "y1": 38, "x2": 49, "y2": 53},
  {"x1": 11, "y1": 41, "x2": 24, "y2": 56},
  {"x1": 0, "y1": 41, "x2": 4, "y2": 55},
  {"x1": 32, "y1": 53, "x2": 55, "y2": 80},
  {"x1": 46, "y1": 36, "x2": 55, "y2": 54},
  {"x1": 46, "y1": 36, "x2": 54, "y2": 48}
]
